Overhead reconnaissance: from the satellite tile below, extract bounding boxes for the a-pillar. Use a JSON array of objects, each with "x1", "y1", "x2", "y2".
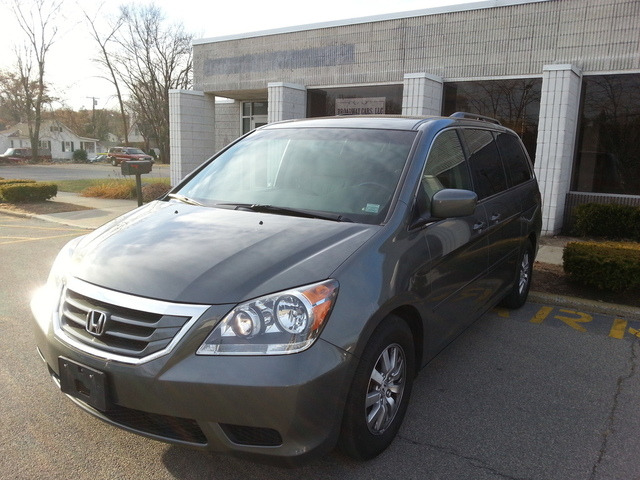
[
  {"x1": 267, "y1": 83, "x2": 307, "y2": 123},
  {"x1": 534, "y1": 65, "x2": 583, "y2": 235},
  {"x1": 402, "y1": 73, "x2": 444, "y2": 116},
  {"x1": 169, "y1": 90, "x2": 216, "y2": 187}
]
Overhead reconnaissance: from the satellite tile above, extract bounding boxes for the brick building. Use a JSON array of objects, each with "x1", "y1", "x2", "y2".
[{"x1": 169, "y1": 0, "x2": 640, "y2": 234}]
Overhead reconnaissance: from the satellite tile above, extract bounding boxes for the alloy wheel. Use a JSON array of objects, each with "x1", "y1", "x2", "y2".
[{"x1": 365, "y1": 343, "x2": 406, "y2": 435}]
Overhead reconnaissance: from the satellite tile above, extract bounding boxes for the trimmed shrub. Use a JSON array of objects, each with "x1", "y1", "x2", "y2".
[
  {"x1": 0, "y1": 182, "x2": 57, "y2": 202},
  {"x1": 73, "y1": 149, "x2": 88, "y2": 163},
  {"x1": 0, "y1": 179, "x2": 36, "y2": 186},
  {"x1": 573, "y1": 203, "x2": 640, "y2": 241},
  {"x1": 563, "y1": 241, "x2": 640, "y2": 292}
]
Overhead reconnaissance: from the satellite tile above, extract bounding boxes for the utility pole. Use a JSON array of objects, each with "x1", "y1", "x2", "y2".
[{"x1": 86, "y1": 97, "x2": 98, "y2": 136}]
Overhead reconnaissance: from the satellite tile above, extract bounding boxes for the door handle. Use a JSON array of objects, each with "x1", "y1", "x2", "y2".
[
  {"x1": 490, "y1": 213, "x2": 502, "y2": 223},
  {"x1": 473, "y1": 221, "x2": 486, "y2": 231}
]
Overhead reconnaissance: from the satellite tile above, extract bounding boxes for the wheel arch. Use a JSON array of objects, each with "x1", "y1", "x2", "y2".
[{"x1": 386, "y1": 305, "x2": 424, "y2": 372}]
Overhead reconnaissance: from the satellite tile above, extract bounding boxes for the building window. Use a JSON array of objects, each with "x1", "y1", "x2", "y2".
[
  {"x1": 39, "y1": 140, "x2": 51, "y2": 150},
  {"x1": 242, "y1": 102, "x2": 268, "y2": 134},
  {"x1": 572, "y1": 74, "x2": 640, "y2": 195},
  {"x1": 62, "y1": 141, "x2": 74, "y2": 152},
  {"x1": 443, "y1": 78, "x2": 542, "y2": 160},
  {"x1": 307, "y1": 85, "x2": 403, "y2": 118},
  {"x1": 80, "y1": 142, "x2": 95, "y2": 153}
]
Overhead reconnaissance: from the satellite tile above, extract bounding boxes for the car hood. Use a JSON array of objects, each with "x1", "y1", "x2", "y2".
[{"x1": 69, "y1": 201, "x2": 378, "y2": 304}]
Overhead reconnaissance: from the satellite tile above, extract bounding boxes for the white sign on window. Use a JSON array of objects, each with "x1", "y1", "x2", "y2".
[{"x1": 335, "y1": 97, "x2": 386, "y2": 116}]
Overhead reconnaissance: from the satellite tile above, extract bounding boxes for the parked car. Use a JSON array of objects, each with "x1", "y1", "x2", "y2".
[
  {"x1": 107, "y1": 146, "x2": 154, "y2": 166},
  {"x1": 0, "y1": 147, "x2": 52, "y2": 163},
  {"x1": 88, "y1": 153, "x2": 108, "y2": 163},
  {"x1": 32, "y1": 114, "x2": 541, "y2": 465}
]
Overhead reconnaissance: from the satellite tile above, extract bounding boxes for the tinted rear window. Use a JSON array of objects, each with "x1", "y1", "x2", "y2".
[
  {"x1": 462, "y1": 129, "x2": 508, "y2": 200},
  {"x1": 496, "y1": 132, "x2": 532, "y2": 186}
]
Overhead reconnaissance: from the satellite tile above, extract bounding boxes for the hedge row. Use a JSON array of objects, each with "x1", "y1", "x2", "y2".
[
  {"x1": 0, "y1": 182, "x2": 58, "y2": 203},
  {"x1": 563, "y1": 241, "x2": 640, "y2": 292},
  {"x1": 0, "y1": 179, "x2": 36, "y2": 186},
  {"x1": 573, "y1": 203, "x2": 640, "y2": 241}
]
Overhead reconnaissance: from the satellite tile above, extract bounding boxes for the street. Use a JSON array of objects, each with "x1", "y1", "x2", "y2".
[
  {"x1": 0, "y1": 162, "x2": 170, "y2": 182},
  {"x1": 1, "y1": 214, "x2": 640, "y2": 479}
]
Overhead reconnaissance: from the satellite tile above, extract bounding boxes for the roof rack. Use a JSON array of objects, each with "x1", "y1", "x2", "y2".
[{"x1": 449, "y1": 112, "x2": 501, "y2": 125}]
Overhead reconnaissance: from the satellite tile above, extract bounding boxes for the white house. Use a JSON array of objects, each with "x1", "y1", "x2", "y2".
[{"x1": 0, "y1": 119, "x2": 98, "y2": 160}]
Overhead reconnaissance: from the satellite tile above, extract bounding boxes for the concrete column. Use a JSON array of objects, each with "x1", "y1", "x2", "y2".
[
  {"x1": 169, "y1": 90, "x2": 216, "y2": 186},
  {"x1": 534, "y1": 65, "x2": 583, "y2": 235},
  {"x1": 267, "y1": 83, "x2": 307, "y2": 123},
  {"x1": 402, "y1": 73, "x2": 444, "y2": 116}
]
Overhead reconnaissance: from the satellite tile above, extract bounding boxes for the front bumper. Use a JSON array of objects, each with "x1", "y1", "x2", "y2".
[{"x1": 32, "y1": 286, "x2": 355, "y2": 465}]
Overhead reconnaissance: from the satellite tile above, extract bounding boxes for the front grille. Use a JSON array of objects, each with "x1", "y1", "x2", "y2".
[
  {"x1": 61, "y1": 289, "x2": 188, "y2": 358},
  {"x1": 56, "y1": 278, "x2": 209, "y2": 364}
]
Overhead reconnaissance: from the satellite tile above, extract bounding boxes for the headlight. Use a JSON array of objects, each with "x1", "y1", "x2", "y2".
[
  {"x1": 197, "y1": 279, "x2": 339, "y2": 355},
  {"x1": 31, "y1": 235, "x2": 84, "y2": 330}
]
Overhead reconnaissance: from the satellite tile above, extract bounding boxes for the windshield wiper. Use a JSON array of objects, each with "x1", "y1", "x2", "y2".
[
  {"x1": 167, "y1": 193, "x2": 203, "y2": 206},
  {"x1": 217, "y1": 203, "x2": 353, "y2": 222}
]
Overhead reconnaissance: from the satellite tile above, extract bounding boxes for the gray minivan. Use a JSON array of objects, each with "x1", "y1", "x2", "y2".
[{"x1": 32, "y1": 114, "x2": 541, "y2": 464}]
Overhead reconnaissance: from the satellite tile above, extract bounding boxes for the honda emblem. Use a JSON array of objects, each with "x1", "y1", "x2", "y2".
[{"x1": 85, "y1": 310, "x2": 109, "y2": 336}]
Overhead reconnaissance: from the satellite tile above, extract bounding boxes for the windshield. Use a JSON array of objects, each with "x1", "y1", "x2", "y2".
[
  {"x1": 175, "y1": 127, "x2": 417, "y2": 224},
  {"x1": 125, "y1": 148, "x2": 146, "y2": 155}
]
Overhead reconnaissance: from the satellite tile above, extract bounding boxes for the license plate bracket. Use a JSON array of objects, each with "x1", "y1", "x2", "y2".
[{"x1": 58, "y1": 357, "x2": 109, "y2": 412}]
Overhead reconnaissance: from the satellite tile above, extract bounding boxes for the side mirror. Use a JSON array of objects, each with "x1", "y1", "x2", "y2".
[{"x1": 431, "y1": 189, "x2": 478, "y2": 218}]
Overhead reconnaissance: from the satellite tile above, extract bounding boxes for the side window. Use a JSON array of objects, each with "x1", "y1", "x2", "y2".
[
  {"x1": 462, "y1": 129, "x2": 508, "y2": 200},
  {"x1": 495, "y1": 132, "x2": 533, "y2": 186},
  {"x1": 419, "y1": 129, "x2": 471, "y2": 210}
]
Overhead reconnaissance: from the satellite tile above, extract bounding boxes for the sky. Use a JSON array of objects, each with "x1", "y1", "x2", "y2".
[{"x1": 0, "y1": 0, "x2": 476, "y2": 111}]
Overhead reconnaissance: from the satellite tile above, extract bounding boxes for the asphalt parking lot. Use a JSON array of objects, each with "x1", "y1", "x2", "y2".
[{"x1": 2, "y1": 214, "x2": 640, "y2": 480}]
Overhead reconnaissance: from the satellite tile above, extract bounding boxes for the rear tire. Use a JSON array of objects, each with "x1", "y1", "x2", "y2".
[
  {"x1": 339, "y1": 315, "x2": 415, "y2": 460},
  {"x1": 500, "y1": 239, "x2": 534, "y2": 309}
]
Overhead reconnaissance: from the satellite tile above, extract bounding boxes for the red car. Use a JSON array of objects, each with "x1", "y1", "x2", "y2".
[{"x1": 107, "y1": 147, "x2": 154, "y2": 166}]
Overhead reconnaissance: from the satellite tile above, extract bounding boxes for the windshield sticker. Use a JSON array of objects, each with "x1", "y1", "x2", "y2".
[{"x1": 364, "y1": 204, "x2": 380, "y2": 213}]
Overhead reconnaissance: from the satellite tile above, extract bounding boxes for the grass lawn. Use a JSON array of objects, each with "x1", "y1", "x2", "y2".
[{"x1": 55, "y1": 177, "x2": 170, "y2": 193}]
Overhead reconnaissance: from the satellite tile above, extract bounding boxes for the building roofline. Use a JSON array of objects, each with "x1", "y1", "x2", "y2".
[{"x1": 194, "y1": 0, "x2": 549, "y2": 45}]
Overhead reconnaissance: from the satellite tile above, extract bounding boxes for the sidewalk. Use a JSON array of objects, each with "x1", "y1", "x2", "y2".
[
  {"x1": 536, "y1": 240, "x2": 565, "y2": 265},
  {"x1": 33, "y1": 191, "x2": 139, "y2": 229}
]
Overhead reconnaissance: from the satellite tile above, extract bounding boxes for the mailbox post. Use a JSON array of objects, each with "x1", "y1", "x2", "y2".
[{"x1": 121, "y1": 160, "x2": 153, "y2": 206}]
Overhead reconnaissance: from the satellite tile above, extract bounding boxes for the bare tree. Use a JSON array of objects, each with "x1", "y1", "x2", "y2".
[
  {"x1": 9, "y1": 0, "x2": 62, "y2": 162},
  {"x1": 114, "y1": 4, "x2": 193, "y2": 163},
  {"x1": 81, "y1": 4, "x2": 130, "y2": 144},
  {"x1": 0, "y1": 70, "x2": 30, "y2": 125}
]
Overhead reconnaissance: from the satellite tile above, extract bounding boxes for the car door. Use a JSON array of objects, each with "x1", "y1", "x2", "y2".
[
  {"x1": 462, "y1": 128, "x2": 522, "y2": 302},
  {"x1": 413, "y1": 129, "x2": 490, "y2": 354}
]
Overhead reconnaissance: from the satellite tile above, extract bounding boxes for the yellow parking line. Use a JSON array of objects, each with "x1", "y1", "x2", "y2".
[
  {"x1": 0, "y1": 232, "x2": 81, "y2": 245},
  {"x1": 0, "y1": 223, "x2": 85, "y2": 233},
  {"x1": 530, "y1": 306, "x2": 553, "y2": 324},
  {"x1": 609, "y1": 319, "x2": 627, "y2": 339}
]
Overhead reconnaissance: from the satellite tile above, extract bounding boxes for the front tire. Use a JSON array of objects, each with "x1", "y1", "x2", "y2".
[
  {"x1": 339, "y1": 315, "x2": 415, "y2": 460},
  {"x1": 500, "y1": 239, "x2": 534, "y2": 309}
]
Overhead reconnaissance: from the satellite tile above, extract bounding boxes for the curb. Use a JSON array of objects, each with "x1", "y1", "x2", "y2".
[
  {"x1": 0, "y1": 207, "x2": 32, "y2": 220},
  {"x1": 529, "y1": 291, "x2": 640, "y2": 318}
]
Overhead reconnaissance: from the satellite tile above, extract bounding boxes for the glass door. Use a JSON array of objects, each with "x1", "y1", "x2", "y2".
[{"x1": 242, "y1": 101, "x2": 268, "y2": 134}]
